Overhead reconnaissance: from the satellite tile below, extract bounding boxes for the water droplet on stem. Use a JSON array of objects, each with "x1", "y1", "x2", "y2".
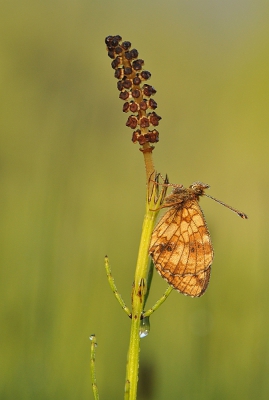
[{"x1": 139, "y1": 316, "x2": 150, "y2": 338}]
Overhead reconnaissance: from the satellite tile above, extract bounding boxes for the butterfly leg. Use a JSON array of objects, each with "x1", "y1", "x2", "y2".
[{"x1": 105, "y1": 256, "x2": 132, "y2": 318}]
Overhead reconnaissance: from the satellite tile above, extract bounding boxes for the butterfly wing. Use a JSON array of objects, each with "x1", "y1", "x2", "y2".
[{"x1": 149, "y1": 200, "x2": 213, "y2": 297}]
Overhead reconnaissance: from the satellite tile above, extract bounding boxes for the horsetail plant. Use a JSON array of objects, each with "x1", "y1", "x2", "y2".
[{"x1": 90, "y1": 35, "x2": 173, "y2": 400}]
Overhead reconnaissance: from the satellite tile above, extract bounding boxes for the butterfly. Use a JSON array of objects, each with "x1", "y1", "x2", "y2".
[{"x1": 149, "y1": 182, "x2": 247, "y2": 297}]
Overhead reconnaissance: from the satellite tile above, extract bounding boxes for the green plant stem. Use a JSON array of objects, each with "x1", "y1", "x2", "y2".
[
  {"x1": 125, "y1": 198, "x2": 158, "y2": 400},
  {"x1": 89, "y1": 335, "x2": 99, "y2": 400},
  {"x1": 143, "y1": 259, "x2": 154, "y2": 308}
]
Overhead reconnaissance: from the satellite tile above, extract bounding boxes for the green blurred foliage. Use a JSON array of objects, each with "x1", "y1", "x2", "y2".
[{"x1": 1, "y1": 1, "x2": 269, "y2": 399}]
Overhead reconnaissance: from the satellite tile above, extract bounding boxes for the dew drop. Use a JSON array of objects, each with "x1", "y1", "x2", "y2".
[
  {"x1": 139, "y1": 316, "x2": 150, "y2": 338},
  {"x1": 89, "y1": 334, "x2": 97, "y2": 346}
]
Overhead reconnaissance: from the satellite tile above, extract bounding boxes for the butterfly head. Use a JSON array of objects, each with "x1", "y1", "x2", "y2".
[{"x1": 190, "y1": 182, "x2": 210, "y2": 197}]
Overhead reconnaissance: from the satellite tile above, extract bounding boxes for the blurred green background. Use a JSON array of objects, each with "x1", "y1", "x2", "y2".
[{"x1": 1, "y1": 1, "x2": 268, "y2": 399}]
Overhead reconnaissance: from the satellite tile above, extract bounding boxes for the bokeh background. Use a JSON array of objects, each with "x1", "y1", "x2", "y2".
[{"x1": 1, "y1": 1, "x2": 269, "y2": 399}]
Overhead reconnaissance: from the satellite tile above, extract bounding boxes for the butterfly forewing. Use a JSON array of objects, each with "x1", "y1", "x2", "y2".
[{"x1": 149, "y1": 199, "x2": 213, "y2": 297}]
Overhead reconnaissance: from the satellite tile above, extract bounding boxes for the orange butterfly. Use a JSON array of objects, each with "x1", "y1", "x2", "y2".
[{"x1": 149, "y1": 182, "x2": 247, "y2": 297}]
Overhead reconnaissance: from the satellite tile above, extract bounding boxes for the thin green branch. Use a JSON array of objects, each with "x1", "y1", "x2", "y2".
[
  {"x1": 143, "y1": 286, "x2": 173, "y2": 318},
  {"x1": 105, "y1": 256, "x2": 131, "y2": 318},
  {"x1": 124, "y1": 380, "x2": 130, "y2": 400},
  {"x1": 89, "y1": 335, "x2": 100, "y2": 400}
]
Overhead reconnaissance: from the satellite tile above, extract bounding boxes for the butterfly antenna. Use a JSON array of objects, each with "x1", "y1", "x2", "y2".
[{"x1": 204, "y1": 194, "x2": 248, "y2": 219}]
